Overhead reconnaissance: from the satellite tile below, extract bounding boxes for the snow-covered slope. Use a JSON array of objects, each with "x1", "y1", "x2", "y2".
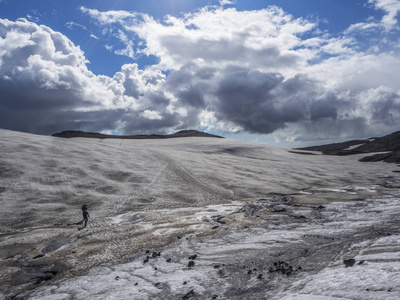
[{"x1": 0, "y1": 129, "x2": 399, "y2": 299}]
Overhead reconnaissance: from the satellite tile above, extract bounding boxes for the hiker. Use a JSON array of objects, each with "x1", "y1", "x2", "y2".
[{"x1": 82, "y1": 205, "x2": 90, "y2": 227}]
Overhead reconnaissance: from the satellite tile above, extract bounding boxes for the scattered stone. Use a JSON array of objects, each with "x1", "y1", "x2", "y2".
[
  {"x1": 152, "y1": 252, "x2": 158, "y2": 258},
  {"x1": 343, "y1": 258, "x2": 356, "y2": 267},
  {"x1": 247, "y1": 270, "x2": 252, "y2": 275},
  {"x1": 269, "y1": 261, "x2": 295, "y2": 276},
  {"x1": 188, "y1": 261, "x2": 195, "y2": 268},
  {"x1": 212, "y1": 295, "x2": 218, "y2": 299},
  {"x1": 211, "y1": 226, "x2": 219, "y2": 230},
  {"x1": 154, "y1": 267, "x2": 158, "y2": 270},
  {"x1": 154, "y1": 282, "x2": 161, "y2": 287},
  {"x1": 214, "y1": 265, "x2": 220, "y2": 269},
  {"x1": 177, "y1": 236, "x2": 182, "y2": 239},
  {"x1": 115, "y1": 276, "x2": 119, "y2": 280},
  {"x1": 166, "y1": 258, "x2": 172, "y2": 263},
  {"x1": 143, "y1": 257, "x2": 149, "y2": 264},
  {"x1": 72, "y1": 251, "x2": 76, "y2": 254},
  {"x1": 134, "y1": 282, "x2": 138, "y2": 286},
  {"x1": 146, "y1": 250, "x2": 150, "y2": 254},
  {"x1": 358, "y1": 260, "x2": 365, "y2": 265},
  {"x1": 183, "y1": 281, "x2": 187, "y2": 285},
  {"x1": 32, "y1": 254, "x2": 45, "y2": 260},
  {"x1": 188, "y1": 254, "x2": 197, "y2": 260},
  {"x1": 257, "y1": 274, "x2": 263, "y2": 280},
  {"x1": 35, "y1": 271, "x2": 56, "y2": 284}
]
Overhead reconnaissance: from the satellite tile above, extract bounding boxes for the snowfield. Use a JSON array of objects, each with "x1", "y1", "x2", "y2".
[{"x1": 0, "y1": 129, "x2": 400, "y2": 299}]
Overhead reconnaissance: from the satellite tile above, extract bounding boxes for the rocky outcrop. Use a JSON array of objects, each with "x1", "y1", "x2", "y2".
[
  {"x1": 296, "y1": 131, "x2": 400, "y2": 164},
  {"x1": 52, "y1": 129, "x2": 223, "y2": 139}
]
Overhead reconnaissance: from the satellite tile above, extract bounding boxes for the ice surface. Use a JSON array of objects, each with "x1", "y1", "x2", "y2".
[{"x1": 1, "y1": 129, "x2": 400, "y2": 299}]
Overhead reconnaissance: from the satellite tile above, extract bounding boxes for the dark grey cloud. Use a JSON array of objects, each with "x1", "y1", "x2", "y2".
[{"x1": 212, "y1": 68, "x2": 306, "y2": 134}]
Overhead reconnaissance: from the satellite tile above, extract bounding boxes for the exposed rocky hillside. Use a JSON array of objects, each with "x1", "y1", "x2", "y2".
[
  {"x1": 52, "y1": 130, "x2": 223, "y2": 139},
  {"x1": 296, "y1": 131, "x2": 400, "y2": 164}
]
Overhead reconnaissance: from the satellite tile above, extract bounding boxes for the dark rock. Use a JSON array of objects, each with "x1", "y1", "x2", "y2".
[
  {"x1": 296, "y1": 131, "x2": 400, "y2": 164},
  {"x1": 35, "y1": 271, "x2": 56, "y2": 284},
  {"x1": 214, "y1": 265, "x2": 220, "y2": 269},
  {"x1": 183, "y1": 281, "x2": 187, "y2": 285},
  {"x1": 270, "y1": 261, "x2": 296, "y2": 276},
  {"x1": 257, "y1": 274, "x2": 263, "y2": 280},
  {"x1": 247, "y1": 270, "x2": 252, "y2": 275},
  {"x1": 115, "y1": 276, "x2": 120, "y2": 280},
  {"x1": 154, "y1": 282, "x2": 161, "y2": 287},
  {"x1": 295, "y1": 139, "x2": 367, "y2": 153},
  {"x1": 134, "y1": 282, "x2": 138, "y2": 286},
  {"x1": 166, "y1": 258, "x2": 172, "y2": 263},
  {"x1": 32, "y1": 254, "x2": 45, "y2": 260},
  {"x1": 53, "y1": 130, "x2": 223, "y2": 140},
  {"x1": 211, "y1": 226, "x2": 219, "y2": 230},
  {"x1": 152, "y1": 252, "x2": 158, "y2": 258},
  {"x1": 188, "y1": 254, "x2": 197, "y2": 260},
  {"x1": 182, "y1": 289, "x2": 195, "y2": 300},
  {"x1": 212, "y1": 216, "x2": 226, "y2": 224},
  {"x1": 293, "y1": 215, "x2": 307, "y2": 219},
  {"x1": 360, "y1": 152, "x2": 393, "y2": 162},
  {"x1": 288, "y1": 150, "x2": 317, "y2": 155},
  {"x1": 177, "y1": 236, "x2": 182, "y2": 239},
  {"x1": 212, "y1": 295, "x2": 218, "y2": 299},
  {"x1": 343, "y1": 259, "x2": 356, "y2": 267},
  {"x1": 146, "y1": 250, "x2": 150, "y2": 254},
  {"x1": 358, "y1": 260, "x2": 365, "y2": 265},
  {"x1": 188, "y1": 261, "x2": 195, "y2": 268}
]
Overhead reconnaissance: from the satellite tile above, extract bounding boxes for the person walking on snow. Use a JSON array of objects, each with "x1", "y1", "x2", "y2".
[{"x1": 82, "y1": 205, "x2": 90, "y2": 227}]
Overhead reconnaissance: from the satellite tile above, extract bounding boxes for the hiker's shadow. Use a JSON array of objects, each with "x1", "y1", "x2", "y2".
[{"x1": 74, "y1": 220, "x2": 86, "y2": 231}]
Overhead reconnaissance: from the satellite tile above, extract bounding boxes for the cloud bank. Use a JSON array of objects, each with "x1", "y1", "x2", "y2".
[{"x1": 1, "y1": 3, "x2": 400, "y2": 144}]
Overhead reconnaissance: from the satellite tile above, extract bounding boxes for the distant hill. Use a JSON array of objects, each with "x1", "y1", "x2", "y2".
[
  {"x1": 52, "y1": 129, "x2": 224, "y2": 139},
  {"x1": 296, "y1": 131, "x2": 400, "y2": 164}
]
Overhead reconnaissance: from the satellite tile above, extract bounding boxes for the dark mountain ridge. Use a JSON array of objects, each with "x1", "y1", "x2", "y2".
[
  {"x1": 52, "y1": 129, "x2": 224, "y2": 139},
  {"x1": 296, "y1": 131, "x2": 400, "y2": 164}
]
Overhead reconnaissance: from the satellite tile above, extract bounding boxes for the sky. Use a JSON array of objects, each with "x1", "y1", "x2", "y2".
[{"x1": 0, "y1": 0, "x2": 399, "y2": 147}]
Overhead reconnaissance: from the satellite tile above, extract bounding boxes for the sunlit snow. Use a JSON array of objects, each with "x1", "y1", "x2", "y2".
[{"x1": 1, "y1": 129, "x2": 400, "y2": 299}]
